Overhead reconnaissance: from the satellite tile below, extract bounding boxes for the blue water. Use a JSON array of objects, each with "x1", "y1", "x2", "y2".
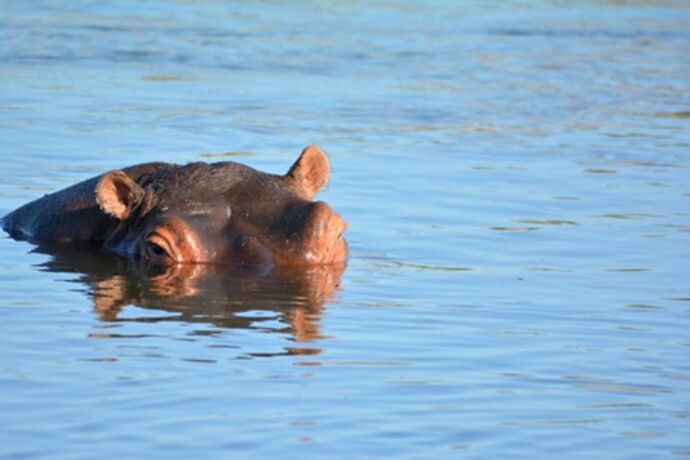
[{"x1": 1, "y1": 1, "x2": 689, "y2": 458}]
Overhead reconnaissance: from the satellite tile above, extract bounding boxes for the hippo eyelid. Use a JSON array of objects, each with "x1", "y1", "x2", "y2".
[
  {"x1": 148, "y1": 241, "x2": 167, "y2": 257},
  {"x1": 142, "y1": 231, "x2": 175, "y2": 263},
  {"x1": 143, "y1": 239, "x2": 172, "y2": 261}
]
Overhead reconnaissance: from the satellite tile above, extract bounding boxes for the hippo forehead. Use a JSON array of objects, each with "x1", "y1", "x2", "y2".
[
  {"x1": 145, "y1": 162, "x2": 303, "y2": 219},
  {"x1": 148, "y1": 162, "x2": 275, "y2": 201}
]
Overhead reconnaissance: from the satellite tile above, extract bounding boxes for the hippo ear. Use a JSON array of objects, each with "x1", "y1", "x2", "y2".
[
  {"x1": 95, "y1": 170, "x2": 145, "y2": 220},
  {"x1": 286, "y1": 145, "x2": 331, "y2": 199}
]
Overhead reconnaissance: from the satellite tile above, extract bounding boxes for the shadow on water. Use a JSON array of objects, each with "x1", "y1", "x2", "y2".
[{"x1": 32, "y1": 242, "x2": 345, "y2": 356}]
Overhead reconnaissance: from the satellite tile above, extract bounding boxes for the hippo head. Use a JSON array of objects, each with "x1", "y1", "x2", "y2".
[{"x1": 95, "y1": 146, "x2": 347, "y2": 270}]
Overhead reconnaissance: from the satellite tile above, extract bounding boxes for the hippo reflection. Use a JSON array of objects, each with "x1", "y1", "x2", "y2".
[
  {"x1": 2, "y1": 145, "x2": 348, "y2": 270},
  {"x1": 35, "y1": 242, "x2": 344, "y2": 353}
]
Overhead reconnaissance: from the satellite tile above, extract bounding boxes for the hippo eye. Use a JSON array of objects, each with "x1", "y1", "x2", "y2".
[
  {"x1": 143, "y1": 239, "x2": 172, "y2": 262},
  {"x1": 148, "y1": 242, "x2": 167, "y2": 257}
]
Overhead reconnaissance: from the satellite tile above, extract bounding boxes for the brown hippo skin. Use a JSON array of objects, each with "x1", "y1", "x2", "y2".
[{"x1": 2, "y1": 145, "x2": 348, "y2": 270}]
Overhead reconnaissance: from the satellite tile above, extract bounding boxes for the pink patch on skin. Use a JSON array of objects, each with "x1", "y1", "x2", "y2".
[{"x1": 142, "y1": 216, "x2": 206, "y2": 264}]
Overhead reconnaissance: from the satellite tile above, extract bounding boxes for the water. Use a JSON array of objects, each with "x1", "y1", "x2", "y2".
[{"x1": 1, "y1": 1, "x2": 689, "y2": 458}]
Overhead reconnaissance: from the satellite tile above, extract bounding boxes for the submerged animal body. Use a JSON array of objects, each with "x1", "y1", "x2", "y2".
[{"x1": 2, "y1": 146, "x2": 348, "y2": 270}]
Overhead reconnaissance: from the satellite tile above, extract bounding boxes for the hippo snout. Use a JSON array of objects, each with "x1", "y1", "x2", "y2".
[{"x1": 299, "y1": 201, "x2": 348, "y2": 265}]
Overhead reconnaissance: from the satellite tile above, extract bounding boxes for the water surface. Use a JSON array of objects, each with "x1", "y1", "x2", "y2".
[{"x1": 1, "y1": 1, "x2": 689, "y2": 458}]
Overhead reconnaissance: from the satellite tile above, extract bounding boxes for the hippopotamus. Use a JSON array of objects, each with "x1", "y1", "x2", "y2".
[{"x1": 2, "y1": 145, "x2": 348, "y2": 271}]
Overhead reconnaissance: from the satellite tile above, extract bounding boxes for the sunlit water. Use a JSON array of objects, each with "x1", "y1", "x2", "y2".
[{"x1": 1, "y1": 1, "x2": 689, "y2": 458}]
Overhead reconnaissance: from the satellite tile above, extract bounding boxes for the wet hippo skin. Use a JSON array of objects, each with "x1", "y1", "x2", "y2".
[{"x1": 2, "y1": 145, "x2": 348, "y2": 271}]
